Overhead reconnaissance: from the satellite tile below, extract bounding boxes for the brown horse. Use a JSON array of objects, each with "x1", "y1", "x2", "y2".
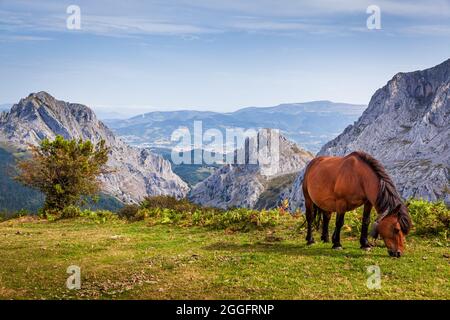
[{"x1": 302, "y1": 151, "x2": 411, "y2": 257}]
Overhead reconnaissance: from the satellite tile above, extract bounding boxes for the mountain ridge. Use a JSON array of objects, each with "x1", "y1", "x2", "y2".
[
  {"x1": 289, "y1": 59, "x2": 450, "y2": 209},
  {"x1": 0, "y1": 92, "x2": 189, "y2": 204},
  {"x1": 104, "y1": 101, "x2": 366, "y2": 153}
]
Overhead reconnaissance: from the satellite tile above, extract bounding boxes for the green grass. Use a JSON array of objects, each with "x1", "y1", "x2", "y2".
[{"x1": 0, "y1": 215, "x2": 448, "y2": 300}]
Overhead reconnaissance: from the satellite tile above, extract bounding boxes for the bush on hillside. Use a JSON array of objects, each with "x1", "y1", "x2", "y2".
[
  {"x1": 133, "y1": 196, "x2": 283, "y2": 231},
  {"x1": 79, "y1": 209, "x2": 117, "y2": 223},
  {"x1": 61, "y1": 205, "x2": 82, "y2": 219},
  {"x1": 140, "y1": 195, "x2": 219, "y2": 214},
  {"x1": 117, "y1": 204, "x2": 141, "y2": 221},
  {"x1": 407, "y1": 199, "x2": 449, "y2": 239},
  {"x1": 15, "y1": 136, "x2": 109, "y2": 214},
  {"x1": 45, "y1": 205, "x2": 116, "y2": 223},
  {"x1": 144, "y1": 206, "x2": 283, "y2": 231}
]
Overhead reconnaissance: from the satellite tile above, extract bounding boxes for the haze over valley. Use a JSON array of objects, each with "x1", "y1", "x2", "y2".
[{"x1": 103, "y1": 101, "x2": 366, "y2": 154}]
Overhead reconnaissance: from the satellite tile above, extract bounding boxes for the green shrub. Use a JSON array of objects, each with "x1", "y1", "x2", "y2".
[
  {"x1": 141, "y1": 196, "x2": 183, "y2": 210},
  {"x1": 15, "y1": 135, "x2": 109, "y2": 212},
  {"x1": 117, "y1": 204, "x2": 142, "y2": 221},
  {"x1": 61, "y1": 205, "x2": 82, "y2": 219},
  {"x1": 43, "y1": 205, "x2": 117, "y2": 222},
  {"x1": 135, "y1": 208, "x2": 151, "y2": 221},
  {"x1": 140, "y1": 196, "x2": 226, "y2": 226},
  {"x1": 136, "y1": 196, "x2": 284, "y2": 231},
  {"x1": 208, "y1": 208, "x2": 281, "y2": 231},
  {"x1": 140, "y1": 195, "x2": 213, "y2": 214},
  {"x1": 407, "y1": 199, "x2": 449, "y2": 239},
  {"x1": 142, "y1": 202, "x2": 283, "y2": 231},
  {"x1": 79, "y1": 209, "x2": 117, "y2": 223}
]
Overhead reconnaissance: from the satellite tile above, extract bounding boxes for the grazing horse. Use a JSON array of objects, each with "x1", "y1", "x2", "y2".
[{"x1": 302, "y1": 151, "x2": 412, "y2": 257}]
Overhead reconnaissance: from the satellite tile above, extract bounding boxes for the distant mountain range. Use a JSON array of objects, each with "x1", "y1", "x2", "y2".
[{"x1": 104, "y1": 101, "x2": 366, "y2": 154}]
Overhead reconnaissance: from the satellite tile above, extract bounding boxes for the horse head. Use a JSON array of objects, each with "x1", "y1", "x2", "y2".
[{"x1": 370, "y1": 203, "x2": 411, "y2": 258}]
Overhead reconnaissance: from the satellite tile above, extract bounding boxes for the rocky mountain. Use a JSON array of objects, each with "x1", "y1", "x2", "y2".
[
  {"x1": 104, "y1": 101, "x2": 365, "y2": 153},
  {"x1": 0, "y1": 92, "x2": 189, "y2": 204},
  {"x1": 289, "y1": 59, "x2": 450, "y2": 209},
  {"x1": 189, "y1": 129, "x2": 313, "y2": 209}
]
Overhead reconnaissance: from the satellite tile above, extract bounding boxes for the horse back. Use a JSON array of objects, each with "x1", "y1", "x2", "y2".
[{"x1": 303, "y1": 154, "x2": 377, "y2": 212}]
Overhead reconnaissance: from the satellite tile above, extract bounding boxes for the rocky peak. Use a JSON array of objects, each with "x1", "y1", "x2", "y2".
[
  {"x1": 189, "y1": 129, "x2": 313, "y2": 209},
  {"x1": 0, "y1": 92, "x2": 189, "y2": 203},
  {"x1": 289, "y1": 59, "x2": 450, "y2": 210},
  {"x1": 359, "y1": 59, "x2": 449, "y2": 126}
]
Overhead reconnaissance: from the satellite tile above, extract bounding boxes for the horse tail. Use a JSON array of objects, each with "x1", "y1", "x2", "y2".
[{"x1": 313, "y1": 204, "x2": 322, "y2": 230}]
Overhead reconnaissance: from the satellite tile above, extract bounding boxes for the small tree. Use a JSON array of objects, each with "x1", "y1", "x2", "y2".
[{"x1": 15, "y1": 135, "x2": 109, "y2": 214}]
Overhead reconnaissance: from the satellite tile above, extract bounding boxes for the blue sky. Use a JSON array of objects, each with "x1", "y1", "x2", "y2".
[{"x1": 1, "y1": 0, "x2": 450, "y2": 115}]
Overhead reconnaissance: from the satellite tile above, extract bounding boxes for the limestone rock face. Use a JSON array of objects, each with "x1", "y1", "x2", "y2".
[
  {"x1": 0, "y1": 92, "x2": 189, "y2": 203},
  {"x1": 289, "y1": 59, "x2": 450, "y2": 210},
  {"x1": 189, "y1": 129, "x2": 313, "y2": 209}
]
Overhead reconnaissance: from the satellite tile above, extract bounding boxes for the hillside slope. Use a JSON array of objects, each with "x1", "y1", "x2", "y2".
[{"x1": 0, "y1": 145, "x2": 43, "y2": 213}]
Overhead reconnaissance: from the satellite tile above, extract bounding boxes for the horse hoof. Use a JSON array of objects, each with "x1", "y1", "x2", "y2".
[
  {"x1": 361, "y1": 246, "x2": 372, "y2": 251},
  {"x1": 332, "y1": 246, "x2": 343, "y2": 250},
  {"x1": 307, "y1": 240, "x2": 315, "y2": 245}
]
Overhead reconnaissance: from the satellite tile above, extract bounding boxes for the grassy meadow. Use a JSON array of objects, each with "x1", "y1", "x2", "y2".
[{"x1": 0, "y1": 201, "x2": 448, "y2": 300}]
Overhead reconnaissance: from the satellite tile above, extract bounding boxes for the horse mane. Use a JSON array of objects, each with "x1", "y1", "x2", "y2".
[{"x1": 351, "y1": 151, "x2": 412, "y2": 234}]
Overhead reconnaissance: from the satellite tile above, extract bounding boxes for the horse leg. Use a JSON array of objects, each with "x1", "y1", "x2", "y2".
[
  {"x1": 360, "y1": 202, "x2": 373, "y2": 250},
  {"x1": 321, "y1": 212, "x2": 331, "y2": 243},
  {"x1": 305, "y1": 197, "x2": 315, "y2": 245},
  {"x1": 332, "y1": 212, "x2": 345, "y2": 249}
]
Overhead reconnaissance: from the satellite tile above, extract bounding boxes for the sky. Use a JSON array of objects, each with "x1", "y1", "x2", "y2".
[{"x1": 1, "y1": 0, "x2": 450, "y2": 115}]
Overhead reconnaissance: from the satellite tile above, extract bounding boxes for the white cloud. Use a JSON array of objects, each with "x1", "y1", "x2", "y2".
[
  {"x1": 0, "y1": 9, "x2": 219, "y2": 38},
  {"x1": 230, "y1": 21, "x2": 310, "y2": 31},
  {"x1": 80, "y1": 15, "x2": 219, "y2": 36},
  {"x1": 227, "y1": 17, "x2": 356, "y2": 36},
  {"x1": 0, "y1": 0, "x2": 449, "y2": 39},
  {"x1": 0, "y1": 35, "x2": 53, "y2": 42},
  {"x1": 179, "y1": 0, "x2": 450, "y2": 18},
  {"x1": 401, "y1": 24, "x2": 450, "y2": 36}
]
